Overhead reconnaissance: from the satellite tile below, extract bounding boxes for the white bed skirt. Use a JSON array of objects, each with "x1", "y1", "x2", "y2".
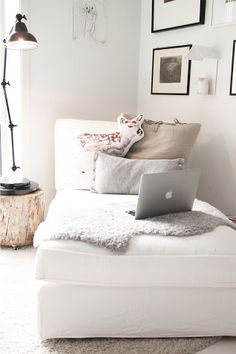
[{"x1": 38, "y1": 283, "x2": 236, "y2": 339}]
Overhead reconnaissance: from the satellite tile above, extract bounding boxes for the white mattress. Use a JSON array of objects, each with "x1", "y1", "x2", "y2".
[{"x1": 35, "y1": 190, "x2": 236, "y2": 287}]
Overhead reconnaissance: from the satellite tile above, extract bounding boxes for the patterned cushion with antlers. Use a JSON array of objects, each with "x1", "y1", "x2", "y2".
[
  {"x1": 76, "y1": 113, "x2": 144, "y2": 157},
  {"x1": 65, "y1": 114, "x2": 145, "y2": 191}
]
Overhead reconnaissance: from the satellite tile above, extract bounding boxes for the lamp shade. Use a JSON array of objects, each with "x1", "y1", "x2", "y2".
[
  {"x1": 185, "y1": 46, "x2": 219, "y2": 61},
  {"x1": 5, "y1": 14, "x2": 38, "y2": 50}
]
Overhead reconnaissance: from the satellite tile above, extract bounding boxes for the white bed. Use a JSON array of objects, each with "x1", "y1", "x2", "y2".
[{"x1": 35, "y1": 119, "x2": 236, "y2": 339}]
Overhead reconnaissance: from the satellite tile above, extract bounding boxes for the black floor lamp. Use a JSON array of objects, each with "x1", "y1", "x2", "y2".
[{"x1": 0, "y1": 14, "x2": 39, "y2": 195}]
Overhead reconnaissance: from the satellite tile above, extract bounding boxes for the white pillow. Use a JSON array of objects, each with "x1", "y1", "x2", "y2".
[
  {"x1": 55, "y1": 115, "x2": 144, "y2": 190},
  {"x1": 64, "y1": 151, "x2": 95, "y2": 190},
  {"x1": 55, "y1": 119, "x2": 117, "y2": 190},
  {"x1": 92, "y1": 153, "x2": 185, "y2": 194}
]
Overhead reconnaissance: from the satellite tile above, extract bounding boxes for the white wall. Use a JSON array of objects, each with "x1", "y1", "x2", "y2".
[
  {"x1": 23, "y1": 0, "x2": 236, "y2": 215},
  {"x1": 138, "y1": 0, "x2": 236, "y2": 215},
  {"x1": 23, "y1": 0, "x2": 141, "y2": 208}
]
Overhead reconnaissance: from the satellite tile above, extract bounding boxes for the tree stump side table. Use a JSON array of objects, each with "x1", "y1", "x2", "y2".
[{"x1": 0, "y1": 189, "x2": 44, "y2": 248}]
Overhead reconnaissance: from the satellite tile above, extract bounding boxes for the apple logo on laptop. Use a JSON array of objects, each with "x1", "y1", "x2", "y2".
[{"x1": 165, "y1": 190, "x2": 173, "y2": 199}]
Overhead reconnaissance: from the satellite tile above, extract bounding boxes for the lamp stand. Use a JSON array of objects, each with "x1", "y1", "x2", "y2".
[{"x1": 0, "y1": 42, "x2": 38, "y2": 195}]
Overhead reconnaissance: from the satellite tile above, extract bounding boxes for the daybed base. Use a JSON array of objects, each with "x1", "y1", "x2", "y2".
[{"x1": 38, "y1": 283, "x2": 236, "y2": 339}]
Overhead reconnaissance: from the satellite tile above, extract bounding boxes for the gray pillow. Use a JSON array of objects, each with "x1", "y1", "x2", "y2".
[{"x1": 92, "y1": 152, "x2": 185, "y2": 194}]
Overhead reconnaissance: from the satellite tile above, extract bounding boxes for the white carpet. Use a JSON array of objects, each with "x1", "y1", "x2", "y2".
[{"x1": 0, "y1": 246, "x2": 221, "y2": 354}]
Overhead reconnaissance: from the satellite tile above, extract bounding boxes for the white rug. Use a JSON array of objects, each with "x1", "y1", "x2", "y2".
[{"x1": 0, "y1": 246, "x2": 221, "y2": 354}]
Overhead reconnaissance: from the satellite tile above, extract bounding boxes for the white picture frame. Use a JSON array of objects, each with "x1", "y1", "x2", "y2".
[
  {"x1": 211, "y1": 0, "x2": 236, "y2": 27},
  {"x1": 151, "y1": 45, "x2": 192, "y2": 95},
  {"x1": 151, "y1": 0, "x2": 206, "y2": 33},
  {"x1": 73, "y1": 0, "x2": 106, "y2": 43}
]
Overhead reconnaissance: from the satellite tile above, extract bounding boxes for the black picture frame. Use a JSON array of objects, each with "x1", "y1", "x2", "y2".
[
  {"x1": 230, "y1": 40, "x2": 236, "y2": 96},
  {"x1": 151, "y1": 44, "x2": 192, "y2": 95},
  {"x1": 151, "y1": 0, "x2": 206, "y2": 33}
]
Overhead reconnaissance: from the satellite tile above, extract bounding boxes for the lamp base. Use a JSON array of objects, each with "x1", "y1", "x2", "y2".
[{"x1": 0, "y1": 178, "x2": 39, "y2": 195}]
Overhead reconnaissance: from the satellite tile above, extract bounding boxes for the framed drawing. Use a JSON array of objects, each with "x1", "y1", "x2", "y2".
[
  {"x1": 211, "y1": 0, "x2": 236, "y2": 27},
  {"x1": 72, "y1": 0, "x2": 106, "y2": 43},
  {"x1": 151, "y1": 45, "x2": 192, "y2": 95},
  {"x1": 230, "y1": 40, "x2": 236, "y2": 95},
  {"x1": 151, "y1": 0, "x2": 206, "y2": 33}
]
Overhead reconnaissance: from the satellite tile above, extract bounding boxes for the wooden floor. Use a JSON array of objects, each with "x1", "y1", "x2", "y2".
[{"x1": 197, "y1": 337, "x2": 236, "y2": 353}]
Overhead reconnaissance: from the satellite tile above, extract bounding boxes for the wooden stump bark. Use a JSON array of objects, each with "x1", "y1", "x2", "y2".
[{"x1": 0, "y1": 189, "x2": 44, "y2": 247}]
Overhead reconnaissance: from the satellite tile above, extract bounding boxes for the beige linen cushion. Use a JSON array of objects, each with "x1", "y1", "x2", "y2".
[{"x1": 126, "y1": 119, "x2": 201, "y2": 161}]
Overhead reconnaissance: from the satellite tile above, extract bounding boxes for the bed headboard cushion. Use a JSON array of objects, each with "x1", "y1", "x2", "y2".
[
  {"x1": 127, "y1": 119, "x2": 201, "y2": 161},
  {"x1": 55, "y1": 119, "x2": 117, "y2": 190},
  {"x1": 92, "y1": 153, "x2": 185, "y2": 195}
]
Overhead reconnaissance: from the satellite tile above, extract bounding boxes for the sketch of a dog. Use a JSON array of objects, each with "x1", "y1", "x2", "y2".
[{"x1": 82, "y1": 0, "x2": 98, "y2": 38}]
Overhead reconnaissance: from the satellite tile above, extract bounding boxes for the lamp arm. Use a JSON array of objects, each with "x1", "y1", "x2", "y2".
[{"x1": 1, "y1": 44, "x2": 19, "y2": 172}]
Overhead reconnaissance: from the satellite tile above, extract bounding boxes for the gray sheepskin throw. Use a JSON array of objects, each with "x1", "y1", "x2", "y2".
[{"x1": 34, "y1": 199, "x2": 236, "y2": 251}]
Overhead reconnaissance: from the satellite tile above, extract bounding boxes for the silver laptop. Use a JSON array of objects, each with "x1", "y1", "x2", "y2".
[{"x1": 131, "y1": 168, "x2": 200, "y2": 220}]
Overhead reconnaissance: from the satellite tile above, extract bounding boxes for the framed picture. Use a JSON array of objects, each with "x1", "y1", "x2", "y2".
[
  {"x1": 151, "y1": 0, "x2": 206, "y2": 33},
  {"x1": 72, "y1": 0, "x2": 106, "y2": 43},
  {"x1": 151, "y1": 45, "x2": 192, "y2": 95},
  {"x1": 230, "y1": 40, "x2": 236, "y2": 95},
  {"x1": 211, "y1": 0, "x2": 236, "y2": 27}
]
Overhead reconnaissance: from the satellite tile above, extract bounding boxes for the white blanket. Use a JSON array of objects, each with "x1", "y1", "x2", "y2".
[{"x1": 34, "y1": 199, "x2": 236, "y2": 250}]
